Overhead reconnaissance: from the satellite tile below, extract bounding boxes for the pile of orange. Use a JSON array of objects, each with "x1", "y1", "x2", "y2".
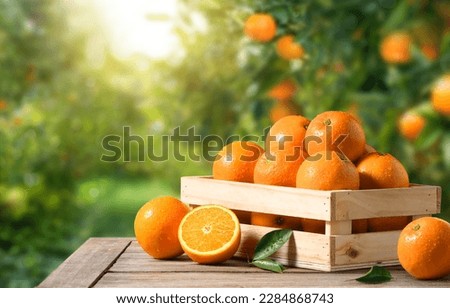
[
  {"x1": 213, "y1": 110, "x2": 412, "y2": 234},
  {"x1": 129, "y1": 13, "x2": 450, "y2": 277},
  {"x1": 133, "y1": 109, "x2": 448, "y2": 279}
]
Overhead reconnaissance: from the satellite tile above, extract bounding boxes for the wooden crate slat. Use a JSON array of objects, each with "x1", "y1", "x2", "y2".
[
  {"x1": 37, "y1": 238, "x2": 132, "y2": 288},
  {"x1": 236, "y1": 224, "x2": 332, "y2": 271},
  {"x1": 181, "y1": 176, "x2": 333, "y2": 220},
  {"x1": 332, "y1": 231, "x2": 400, "y2": 267},
  {"x1": 181, "y1": 176, "x2": 441, "y2": 221},
  {"x1": 236, "y1": 225, "x2": 402, "y2": 271},
  {"x1": 332, "y1": 185, "x2": 441, "y2": 220},
  {"x1": 179, "y1": 176, "x2": 442, "y2": 272}
]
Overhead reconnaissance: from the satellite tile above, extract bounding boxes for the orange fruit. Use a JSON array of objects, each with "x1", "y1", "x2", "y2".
[
  {"x1": 362, "y1": 144, "x2": 377, "y2": 156},
  {"x1": 251, "y1": 212, "x2": 302, "y2": 230},
  {"x1": 398, "y1": 111, "x2": 426, "y2": 140},
  {"x1": 178, "y1": 205, "x2": 241, "y2": 264},
  {"x1": 356, "y1": 152, "x2": 409, "y2": 189},
  {"x1": 352, "y1": 219, "x2": 368, "y2": 234},
  {"x1": 269, "y1": 101, "x2": 299, "y2": 123},
  {"x1": 266, "y1": 115, "x2": 310, "y2": 157},
  {"x1": 304, "y1": 111, "x2": 366, "y2": 162},
  {"x1": 296, "y1": 150, "x2": 360, "y2": 190},
  {"x1": 380, "y1": 32, "x2": 412, "y2": 64},
  {"x1": 213, "y1": 141, "x2": 264, "y2": 183},
  {"x1": 431, "y1": 74, "x2": 450, "y2": 116},
  {"x1": 0, "y1": 100, "x2": 7, "y2": 110},
  {"x1": 134, "y1": 196, "x2": 191, "y2": 259},
  {"x1": 300, "y1": 218, "x2": 367, "y2": 234},
  {"x1": 244, "y1": 13, "x2": 277, "y2": 42},
  {"x1": 253, "y1": 150, "x2": 307, "y2": 187},
  {"x1": 421, "y1": 44, "x2": 438, "y2": 60},
  {"x1": 398, "y1": 217, "x2": 450, "y2": 279},
  {"x1": 232, "y1": 209, "x2": 251, "y2": 224},
  {"x1": 300, "y1": 218, "x2": 325, "y2": 234},
  {"x1": 276, "y1": 35, "x2": 305, "y2": 60},
  {"x1": 368, "y1": 216, "x2": 411, "y2": 232},
  {"x1": 267, "y1": 80, "x2": 297, "y2": 101}
]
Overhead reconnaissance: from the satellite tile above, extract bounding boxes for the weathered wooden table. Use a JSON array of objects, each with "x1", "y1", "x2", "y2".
[{"x1": 38, "y1": 238, "x2": 450, "y2": 288}]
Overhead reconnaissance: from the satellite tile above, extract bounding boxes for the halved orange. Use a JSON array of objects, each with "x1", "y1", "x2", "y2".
[{"x1": 178, "y1": 205, "x2": 241, "y2": 264}]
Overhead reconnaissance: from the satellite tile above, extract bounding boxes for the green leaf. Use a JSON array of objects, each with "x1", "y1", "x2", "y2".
[
  {"x1": 440, "y1": 32, "x2": 450, "y2": 55},
  {"x1": 356, "y1": 266, "x2": 392, "y2": 284},
  {"x1": 380, "y1": 0, "x2": 409, "y2": 34},
  {"x1": 442, "y1": 134, "x2": 450, "y2": 169},
  {"x1": 253, "y1": 229, "x2": 293, "y2": 261},
  {"x1": 252, "y1": 258, "x2": 285, "y2": 273},
  {"x1": 414, "y1": 125, "x2": 443, "y2": 151}
]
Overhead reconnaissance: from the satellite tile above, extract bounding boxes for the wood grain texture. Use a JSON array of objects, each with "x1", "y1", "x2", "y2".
[
  {"x1": 39, "y1": 238, "x2": 450, "y2": 288},
  {"x1": 235, "y1": 225, "x2": 402, "y2": 271},
  {"x1": 179, "y1": 176, "x2": 441, "y2": 271},
  {"x1": 333, "y1": 231, "x2": 400, "y2": 266},
  {"x1": 181, "y1": 176, "x2": 333, "y2": 220},
  {"x1": 181, "y1": 177, "x2": 441, "y2": 221},
  {"x1": 332, "y1": 185, "x2": 441, "y2": 220},
  {"x1": 236, "y1": 224, "x2": 332, "y2": 271},
  {"x1": 326, "y1": 220, "x2": 352, "y2": 235},
  {"x1": 95, "y1": 270, "x2": 449, "y2": 288},
  {"x1": 38, "y1": 238, "x2": 132, "y2": 288}
]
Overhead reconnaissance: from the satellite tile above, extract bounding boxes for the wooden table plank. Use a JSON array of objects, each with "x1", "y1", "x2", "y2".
[
  {"x1": 38, "y1": 238, "x2": 132, "y2": 288},
  {"x1": 94, "y1": 270, "x2": 449, "y2": 288},
  {"x1": 38, "y1": 238, "x2": 450, "y2": 288},
  {"x1": 102, "y1": 239, "x2": 449, "y2": 288}
]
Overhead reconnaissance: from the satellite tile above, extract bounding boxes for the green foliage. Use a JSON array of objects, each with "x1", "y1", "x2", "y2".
[
  {"x1": 0, "y1": 0, "x2": 146, "y2": 286},
  {"x1": 168, "y1": 0, "x2": 450, "y2": 217},
  {"x1": 1, "y1": 0, "x2": 450, "y2": 287}
]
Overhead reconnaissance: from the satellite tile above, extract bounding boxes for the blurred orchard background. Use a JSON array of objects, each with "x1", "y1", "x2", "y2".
[{"x1": 1, "y1": 0, "x2": 449, "y2": 287}]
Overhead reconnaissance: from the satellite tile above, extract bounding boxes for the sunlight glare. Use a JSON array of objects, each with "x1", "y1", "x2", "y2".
[{"x1": 91, "y1": 0, "x2": 179, "y2": 59}]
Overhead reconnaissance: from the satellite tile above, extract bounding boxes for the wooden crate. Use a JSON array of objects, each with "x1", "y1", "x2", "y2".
[{"x1": 180, "y1": 176, "x2": 442, "y2": 272}]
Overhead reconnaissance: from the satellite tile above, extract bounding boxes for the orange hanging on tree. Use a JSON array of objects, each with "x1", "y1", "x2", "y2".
[
  {"x1": 380, "y1": 32, "x2": 412, "y2": 64},
  {"x1": 0, "y1": 100, "x2": 7, "y2": 110},
  {"x1": 276, "y1": 35, "x2": 305, "y2": 60},
  {"x1": 420, "y1": 44, "x2": 439, "y2": 60},
  {"x1": 431, "y1": 74, "x2": 450, "y2": 116},
  {"x1": 269, "y1": 101, "x2": 299, "y2": 123},
  {"x1": 398, "y1": 111, "x2": 426, "y2": 140},
  {"x1": 267, "y1": 79, "x2": 297, "y2": 101},
  {"x1": 244, "y1": 13, "x2": 277, "y2": 42}
]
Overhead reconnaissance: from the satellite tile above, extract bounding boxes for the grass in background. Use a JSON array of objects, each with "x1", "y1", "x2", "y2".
[{"x1": 76, "y1": 176, "x2": 177, "y2": 237}]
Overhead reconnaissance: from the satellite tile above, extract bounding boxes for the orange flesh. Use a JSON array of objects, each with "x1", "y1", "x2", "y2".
[{"x1": 180, "y1": 207, "x2": 236, "y2": 252}]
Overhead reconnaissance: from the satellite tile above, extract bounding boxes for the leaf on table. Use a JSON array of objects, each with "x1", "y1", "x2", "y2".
[
  {"x1": 252, "y1": 229, "x2": 293, "y2": 261},
  {"x1": 356, "y1": 266, "x2": 392, "y2": 284},
  {"x1": 252, "y1": 258, "x2": 285, "y2": 273}
]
